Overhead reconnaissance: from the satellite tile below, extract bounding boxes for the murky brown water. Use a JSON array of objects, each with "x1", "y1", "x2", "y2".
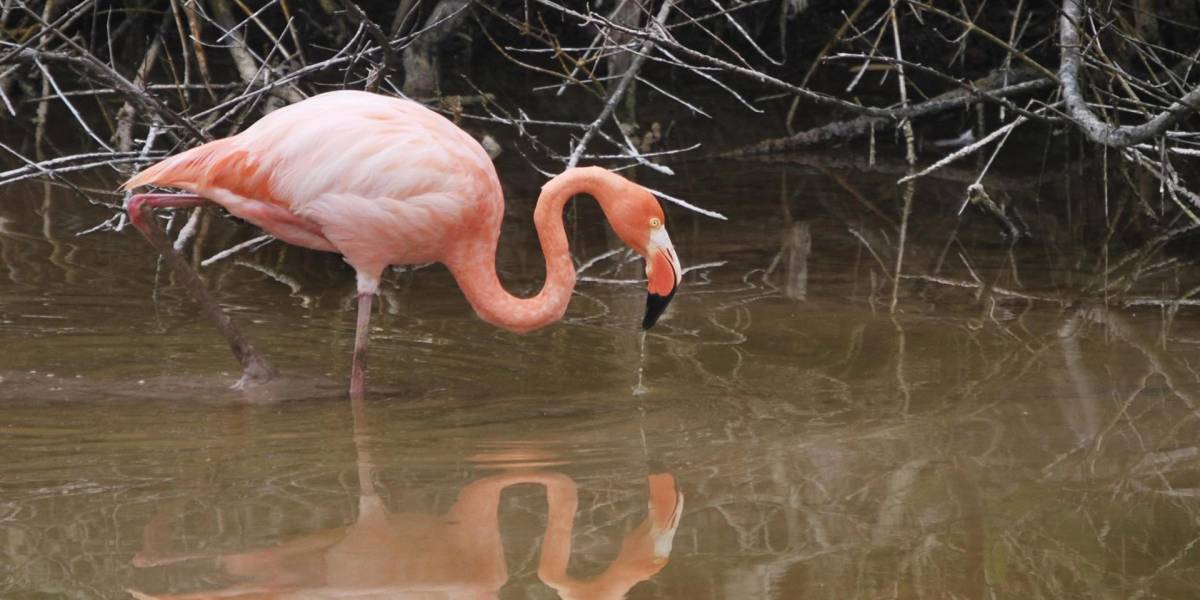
[{"x1": 4, "y1": 155, "x2": 1200, "y2": 599}]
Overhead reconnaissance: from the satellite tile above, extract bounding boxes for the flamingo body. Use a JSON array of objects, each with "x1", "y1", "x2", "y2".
[{"x1": 127, "y1": 91, "x2": 502, "y2": 289}]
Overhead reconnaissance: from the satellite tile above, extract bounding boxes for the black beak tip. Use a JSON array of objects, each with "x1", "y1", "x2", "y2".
[{"x1": 642, "y1": 287, "x2": 677, "y2": 330}]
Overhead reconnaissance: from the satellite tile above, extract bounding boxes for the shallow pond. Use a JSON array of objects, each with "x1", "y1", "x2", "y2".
[{"x1": 4, "y1": 154, "x2": 1200, "y2": 599}]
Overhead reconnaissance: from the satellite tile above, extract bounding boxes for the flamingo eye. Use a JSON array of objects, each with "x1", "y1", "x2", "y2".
[{"x1": 650, "y1": 217, "x2": 662, "y2": 228}]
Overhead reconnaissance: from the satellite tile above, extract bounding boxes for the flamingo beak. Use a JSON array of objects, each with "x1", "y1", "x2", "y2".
[{"x1": 643, "y1": 228, "x2": 682, "y2": 330}]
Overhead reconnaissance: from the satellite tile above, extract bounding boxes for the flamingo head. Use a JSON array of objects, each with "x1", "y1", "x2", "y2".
[{"x1": 604, "y1": 184, "x2": 683, "y2": 330}]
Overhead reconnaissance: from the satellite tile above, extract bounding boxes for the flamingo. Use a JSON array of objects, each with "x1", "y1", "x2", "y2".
[{"x1": 123, "y1": 90, "x2": 683, "y2": 394}]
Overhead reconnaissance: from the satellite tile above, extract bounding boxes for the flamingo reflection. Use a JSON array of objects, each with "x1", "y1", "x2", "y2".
[{"x1": 129, "y1": 400, "x2": 682, "y2": 599}]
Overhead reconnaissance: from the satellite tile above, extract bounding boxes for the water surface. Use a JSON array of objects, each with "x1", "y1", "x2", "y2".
[{"x1": 4, "y1": 157, "x2": 1200, "y2": 599}]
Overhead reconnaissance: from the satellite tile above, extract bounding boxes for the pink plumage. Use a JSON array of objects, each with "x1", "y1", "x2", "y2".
[
  {"x1": 127, "y1": 91, "x2": 502, "y2": 284},
  {"x1": 125, "y1": 90, "x2": 683, "y2": 393}
]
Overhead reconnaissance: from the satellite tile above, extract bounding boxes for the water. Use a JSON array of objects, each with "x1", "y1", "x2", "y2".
[{"x1": 4, "y1": 156, "x2": 1200, "y2": 599}]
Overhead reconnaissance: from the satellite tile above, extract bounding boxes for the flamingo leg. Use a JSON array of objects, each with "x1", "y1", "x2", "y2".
[
  {"x1": 127, "y1": 193, "x2": 276, "y2": 388},
  {"x1": 349, "y1": 291, "x2": 373, "y2": 398}
]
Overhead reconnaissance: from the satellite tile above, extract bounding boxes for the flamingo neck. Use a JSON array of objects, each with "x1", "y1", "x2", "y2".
[{"x1": 449, "y1": 167, "x2": 624, "y2": 333}]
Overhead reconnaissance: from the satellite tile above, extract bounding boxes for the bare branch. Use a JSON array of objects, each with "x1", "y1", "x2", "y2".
[{"x1": 1059, "y1": 0, "x2": 1200, "y2": 147}]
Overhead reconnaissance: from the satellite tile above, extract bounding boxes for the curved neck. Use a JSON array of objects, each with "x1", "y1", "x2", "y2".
[{"x1": 448, "y1": 167, "x2": 624, "y2": 333}]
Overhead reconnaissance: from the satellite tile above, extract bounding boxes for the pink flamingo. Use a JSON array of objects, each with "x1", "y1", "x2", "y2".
[{"x1": 124, "y1": 91, "x2": 683, "y2": 394}]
